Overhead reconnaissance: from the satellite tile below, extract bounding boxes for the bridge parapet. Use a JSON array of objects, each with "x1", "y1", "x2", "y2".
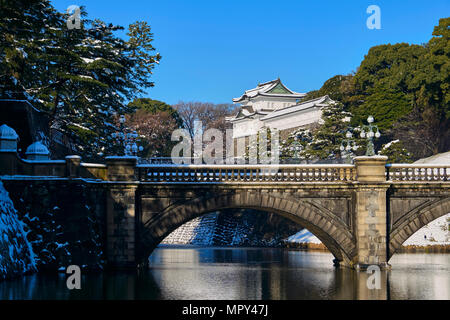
[
  {"x1": 387, "y1": 164, "x2": 449, "y2": 182},
  {"x1": 0, "y1": 151, "x2": 107, "y2": 180},
  {"x1": 137, "y1": 164, "x2": 357, "y2": 183}
]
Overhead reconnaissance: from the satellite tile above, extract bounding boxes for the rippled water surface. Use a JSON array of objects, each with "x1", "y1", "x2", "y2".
[{"x1": 0, "y1": 247, "x2": 449, "y2": 300}]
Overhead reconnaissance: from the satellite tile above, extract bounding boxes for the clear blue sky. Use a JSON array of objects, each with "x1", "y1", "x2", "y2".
[{"x1": 51, "y1": 0, "x2": 449, "y2": 105}]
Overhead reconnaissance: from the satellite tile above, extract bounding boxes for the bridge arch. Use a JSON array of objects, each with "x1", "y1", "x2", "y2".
[
  {"x1": 389, "y1": 197, "x2": 450, "y2": 259},
  {"x1": 138, "y1": 190, "x2": 357, "y2": 267}
]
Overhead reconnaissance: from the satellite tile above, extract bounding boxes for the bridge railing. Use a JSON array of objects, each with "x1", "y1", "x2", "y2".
[
  {"x1": 137, "y1": 164, "x2": 357, "y2": 183},
  {"x1": 386, "y1": 164, "x2": 449, "y2": 182},
  {"x1": 138, "y1": 157, "x2": 345, "y2": 165}
]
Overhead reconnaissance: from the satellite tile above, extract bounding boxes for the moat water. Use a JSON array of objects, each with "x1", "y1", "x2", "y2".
[{"x1": 0, "y1": 247, "x2": 449, "y2": 300}]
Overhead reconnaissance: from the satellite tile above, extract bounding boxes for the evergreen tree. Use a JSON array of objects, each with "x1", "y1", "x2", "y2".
[
  {"x1": 351, "y1": 43, "x2": 427, "y2": 132},
  {"x1": 303, "y1": 102, "x2": 354, "y2": 160},
  {"x1": 280, "y1": 128, "x2": 313, "y2": 161},
  {"x1": 378, "y1": 140, "x2": 412, "y2": 163},
  {"x1": 302, "y1": 74, "x2": 355, "y2": 106},
  {"x1": 0, "y1": 0, "x2": 61, "y2": 99},
  {"x1": 0, "y1": 1, "x2": 161, "y2": 160},
  {"x1": 305, "y1": 18, "x2": 450, "y2": 160},
  {"x1": 412, "y1": 17, "x2": 450, "y2": 153}
]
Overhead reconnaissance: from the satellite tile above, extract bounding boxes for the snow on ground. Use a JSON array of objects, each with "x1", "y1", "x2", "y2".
[
  {"x1": 401, "y1": 151, "x2": 450, "y2": 246},
  {"x1": 403, "y1": 213, "x2": 450, "y2": 246},
  {"x1": 286, "y1": 213, "x2": 449, "y2": 247}
]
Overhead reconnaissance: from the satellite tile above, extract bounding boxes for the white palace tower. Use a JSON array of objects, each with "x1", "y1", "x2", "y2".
[{"x1": 227, "y1": 78, "x2": 335, "y2": 141}]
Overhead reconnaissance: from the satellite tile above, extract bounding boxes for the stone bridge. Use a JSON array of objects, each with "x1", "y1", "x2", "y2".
[
  {"x1": 1, "y1": 139, "x2": 449, "y2": 270},
  {"x1": 129, "y1": 158, "x2": 449, "y2": 270}
]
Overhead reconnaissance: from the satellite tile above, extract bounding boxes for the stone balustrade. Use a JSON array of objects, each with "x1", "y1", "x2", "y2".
[
  {"x1": 2, "y1": 150, "x2": 449, "y2": 184},
  {"x1": 386, "y1": 164, "x2": 449, "y2": 182},
  {"x1": 137, "y1": 164, "x2": 357, "y2": 183}
]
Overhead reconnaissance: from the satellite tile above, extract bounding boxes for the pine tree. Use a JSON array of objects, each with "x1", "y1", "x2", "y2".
[
  {"x1": 0, "y1": 1, "x2": 162, "y2": 160},
  {"x1": 304, "y1": 102, "x2": 354, "y2": 160},
  {"x1": 0, "y1": 0, "x2": 61, "y2": 99},
  {"x1": 280, "y1": 128, "x2": 313, "y2": 162},
  {"x1": 378, "y1": 140, "x2": 412, "y2": 163}
]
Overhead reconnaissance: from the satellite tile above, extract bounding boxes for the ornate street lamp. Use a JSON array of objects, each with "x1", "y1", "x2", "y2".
[
  {"x1": 360, "y1": 115, "x2": 381, "y2": 156},
  {"x1": 340, "y1": 130, "x2": 358, "y2": 163},
  {"x1": 111, "y1": 114, "x2": 144, "y2": 156}
]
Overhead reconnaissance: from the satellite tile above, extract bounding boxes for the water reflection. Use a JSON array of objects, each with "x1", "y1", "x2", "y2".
[
  {"x1": 149, "y1": 247, "x2": 392, "y2": 300},
  {"x1": 389, "y1": 253, "x2": 450, "y2": 300},
  {"x1": 0, "y1": 247, "x2": 448, "y2": 300}
]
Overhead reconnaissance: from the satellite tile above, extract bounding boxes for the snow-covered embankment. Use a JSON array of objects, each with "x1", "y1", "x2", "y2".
[{"x1": 0, "y1": 181, "x2": 36, "y2": 280}]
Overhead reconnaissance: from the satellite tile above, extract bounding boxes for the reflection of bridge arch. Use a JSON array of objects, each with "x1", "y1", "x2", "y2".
[
  {"x1": 138, "y1": 190, "x2": 357, "y2": 266},
  {"x1": 389, "y1": 197, "x2": 450, "y2": 258}
]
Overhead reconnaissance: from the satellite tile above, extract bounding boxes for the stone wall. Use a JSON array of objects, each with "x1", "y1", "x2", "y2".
[
  {"x1": 162, "y1": 213, "x2": 218, "y2": 245},
  {"x1": 2, "y1": 179, "x2": 107, "y2": 272},
  {"x1": 161, "y1": 209, "x2": 304, "y2": 247}
]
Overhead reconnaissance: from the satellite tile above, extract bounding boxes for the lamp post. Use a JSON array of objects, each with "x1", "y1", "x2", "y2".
[
  {"x1": 111, "y1": 114, "x2": 144, "y2": 156},
  {"x1": 360, "y1": 115, "x2": 381, "y2": 156},
  {"x1": 340, "y1": 130, "x2": 358, "y2": 164}
]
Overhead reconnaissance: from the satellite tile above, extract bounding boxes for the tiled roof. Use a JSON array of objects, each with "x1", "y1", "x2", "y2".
[{"x1": 233, "y1": 78, "x2": 305, "y2": 102}]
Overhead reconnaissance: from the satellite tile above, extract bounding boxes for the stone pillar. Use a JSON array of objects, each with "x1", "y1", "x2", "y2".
[
  {"x1": 105, "y1": 157, "x2": 138, "y2": 269},
  {"x1": 0, "y1": 124, "x2": 19, "y2": 175},
  {"x1": 25, "y1": 141, "x2": 50, "y2": 161},
  {"x1": 65, "y1": 155, "x2": 81, "y2": 178},
  {"x1": 354, "y1": 156, "x2": 390, "y2": 270},
  {"x1": 106, "y1": 156, "x2": 137, "y2": 181}
]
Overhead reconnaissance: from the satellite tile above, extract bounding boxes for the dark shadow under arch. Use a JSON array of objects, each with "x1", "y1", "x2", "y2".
[
  {"x1": 389, "y1": 197, "x2": 450, "y2": 259},
  {"x1": 138, "y1": 192, "x2": 357, "y2": 266}
]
